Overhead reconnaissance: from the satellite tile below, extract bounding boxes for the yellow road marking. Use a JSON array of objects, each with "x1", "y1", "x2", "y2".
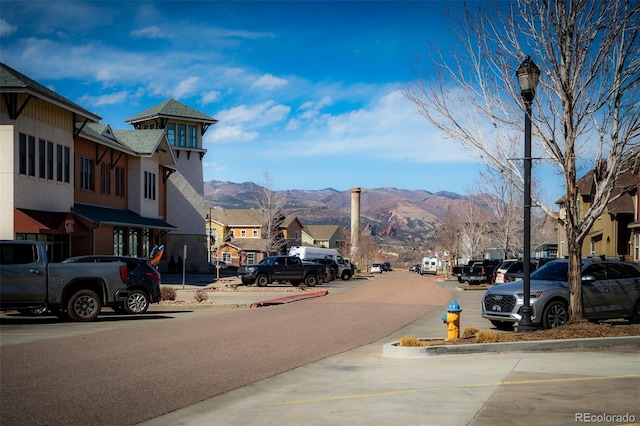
[{"x1": 261, "y1": 374, "x2": 640, "y2": 406}]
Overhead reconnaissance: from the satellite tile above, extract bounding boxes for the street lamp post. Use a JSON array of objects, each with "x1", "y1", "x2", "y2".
[{"x1": 516, "y1": 56, "x2": 540, "y2": 332}]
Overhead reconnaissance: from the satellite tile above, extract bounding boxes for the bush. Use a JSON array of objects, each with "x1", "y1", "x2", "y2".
[
  {"x1": 194, "y1": 289, "x2": 209, "y2": 302},
  {"x1": 475, "y1": 330, "x2": 500, "y2": 343},
  {"x1": 461, "y1": 327, "x2": 480, "y2": 339},
  {"x1": 397, "y1": 336, "x2": 425, "y2": 347},
  {"x1": 161, "y1": 286, "x2": 177, "y2": 301}
]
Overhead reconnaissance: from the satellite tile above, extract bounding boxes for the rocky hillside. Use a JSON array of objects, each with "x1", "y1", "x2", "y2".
[{"x1": 203, "y1": 180, "x2": 476, "y2": 251}]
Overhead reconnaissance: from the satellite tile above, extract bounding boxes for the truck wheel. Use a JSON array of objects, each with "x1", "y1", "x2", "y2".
[
  {"x1": 124, "y1": 290, "x2": 150, "y2": 314},
  {"x1": 304, "y1": 274, "x2": 318, "y2": 287},
  {"x1": 67, "y1": 289, "x2": 101, "y2": 322},
  {"x1": 341, "y1": 271, "x2": 352, "y2": 280},
  {"x1": 256, "y1": 275, "x2": 269, "y2": 287}
]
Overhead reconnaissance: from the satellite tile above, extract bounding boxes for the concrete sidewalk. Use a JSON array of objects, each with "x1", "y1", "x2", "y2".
[{"x1": 141, "y1": 277, "x2": 640, "y2": 426}]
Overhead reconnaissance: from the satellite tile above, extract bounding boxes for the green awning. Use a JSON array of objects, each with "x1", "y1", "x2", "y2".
[{"x1": 72, "y1": 203, "x2": 177, "y2": 230}]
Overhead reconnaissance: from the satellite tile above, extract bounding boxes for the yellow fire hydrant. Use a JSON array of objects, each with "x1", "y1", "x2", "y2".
[{"x1": 441, "y1": 301, "x2": 462, "y2": 340}]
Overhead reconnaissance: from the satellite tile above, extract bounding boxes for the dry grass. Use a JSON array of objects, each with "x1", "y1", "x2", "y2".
[{"x1": 398, "y1": 321, "x2": 640, "y2": 347}]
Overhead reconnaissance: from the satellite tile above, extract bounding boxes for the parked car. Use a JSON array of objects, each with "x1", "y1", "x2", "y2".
[
  {"x1": 308, "y1": 258, "x2": 340, "y2": 281},
  {"x1": 503, "y1": 258, "x2": 555, "y2": 282},
  {"x1": 481, "y1": 258, "x2": 640, "y2": 330},
  {"x1": 370, "y1": 264, "x2": 383, "y2": 274},
  {"x1": 382, "y1": 262, "x2": 393, "y2": 272},
  {"x1": 209, "y1": 260, "x2": 229, "y2": 271},
  {"x1": 493, "y1": 259, "x2": 517, "y2": 284},
  {"x1": 461, "y1": 259, "x2": 501, "y2": 284},
  {"x1": 63, "y1": 255, "x2": 162, "y2": 314}
]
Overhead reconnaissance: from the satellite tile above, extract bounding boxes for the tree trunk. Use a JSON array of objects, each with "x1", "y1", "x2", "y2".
[{"x1": 567, "y1": 242, "x2": 583, "y2": 321}]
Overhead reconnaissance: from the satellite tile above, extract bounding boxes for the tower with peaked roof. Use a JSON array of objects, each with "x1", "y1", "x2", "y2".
[{"x1": 126, "y1": 99, "x2": 218, "y2": 272}]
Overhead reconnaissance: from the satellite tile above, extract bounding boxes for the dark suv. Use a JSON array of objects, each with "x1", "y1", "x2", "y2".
[
  {"x1": 63, "y1": 256, "x2": 161, "y2": 314},
  {"x1": 308, "y1": 258, "x2": 339, "y2": 281}
]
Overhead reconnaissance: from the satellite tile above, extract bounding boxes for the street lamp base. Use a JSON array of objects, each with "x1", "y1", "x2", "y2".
[{"x1": 517, "y1": 308, "x2": 536, "y2": 332}]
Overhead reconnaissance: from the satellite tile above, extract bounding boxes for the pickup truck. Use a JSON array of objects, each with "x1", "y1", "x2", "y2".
[
  {"x1": 0, "y1": 240, "x2": 129, "y2": 321},
  {"x1": 237, "y1": 255, "x2": 328, "y2": 287},
  {"x1": 451, "y1": 260, "x2": 481, "y2": 283},
  {"x1": 460, "y1": 259, "x2": 501, "y2": 285}
]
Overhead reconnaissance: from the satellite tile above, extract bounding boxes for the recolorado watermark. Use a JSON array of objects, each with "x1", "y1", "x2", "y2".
[{"x1": 575, "y1": 412, "x2": 636, "y2": 423}]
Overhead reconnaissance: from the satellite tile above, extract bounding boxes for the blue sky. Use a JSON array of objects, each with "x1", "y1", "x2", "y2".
[{"x1": 1, "y1": 1, "x2": 561, "y2": 200}]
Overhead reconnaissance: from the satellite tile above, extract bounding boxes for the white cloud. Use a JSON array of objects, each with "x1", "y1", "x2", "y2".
[
  {"x1": 0, "y1": 19, "x2": 17, "y2": 36},
  {"x1": 252, "y1": 74, "x2": 288, "y2": 90},
  {"x1": 77, "y1": 90, "x2": 131, "y2": 107},
  {"x1": 130, "y1": 25, "x2": 168, "y2": 39},
  {"x1": 206, "y1": 124, "x2": 259, "y2": 143},
  {"x1": 201, "y1": 90, "x2": 221, "y2": 105},
  {"x1": 172, "y1": 76, "x2": 200, "y2": 98},
  {"x1": 215, "y1": 101, "x2": 290, "y2": 127}
]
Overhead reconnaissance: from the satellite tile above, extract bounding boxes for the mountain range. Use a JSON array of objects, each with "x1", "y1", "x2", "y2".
[{"x1": 203, "y1": 180, "x2": 477, "y2": 252}]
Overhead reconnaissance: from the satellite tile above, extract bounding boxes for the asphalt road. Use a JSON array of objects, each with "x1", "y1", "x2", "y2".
[{"x1": 0, "y1": 271, "x2": 450, "y2": 426}]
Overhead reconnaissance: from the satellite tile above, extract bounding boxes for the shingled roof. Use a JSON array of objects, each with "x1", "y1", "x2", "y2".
[
  {"x1": 125, "y1": 98, "x2": 217, "y2": 125},
  {"x1": 1, "y1": 62, "x2": 101, "y2": 122}
]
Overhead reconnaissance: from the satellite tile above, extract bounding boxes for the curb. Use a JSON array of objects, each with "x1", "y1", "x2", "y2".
[
  {"x1": 251, "y1": 290, "x2": 329, "y2": 307},
  {"x1": 382, "y1": 335, "x2": 640, "y2": 358}
]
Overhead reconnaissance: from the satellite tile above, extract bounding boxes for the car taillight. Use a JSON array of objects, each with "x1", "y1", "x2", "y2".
[
  {"x1": 119, "y1": 265, "x2": 128, "y2": 283},
  {"x1": 146, "y1": 270, "x2": 160, "y2": 280}
]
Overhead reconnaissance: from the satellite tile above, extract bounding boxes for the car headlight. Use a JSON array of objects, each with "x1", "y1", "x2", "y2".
[
  {"x1": 244, "y1": 266, "x2": 257, "y2": 273},
  {"x1": 516, "y1": 291, "x2": 543, "y2": 299}
]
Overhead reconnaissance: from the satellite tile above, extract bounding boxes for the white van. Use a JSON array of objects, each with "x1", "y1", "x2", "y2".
[
  {"x1": 289, "y1": 246, "x2": 353, "y2": 280},
  {"x1": 420, "y1": 257, "x2": 438, "y2": 275}
]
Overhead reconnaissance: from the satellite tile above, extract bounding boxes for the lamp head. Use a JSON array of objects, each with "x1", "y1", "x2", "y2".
[{"x1": 516, "y1": 56, "x2": 540, "y2": 102}]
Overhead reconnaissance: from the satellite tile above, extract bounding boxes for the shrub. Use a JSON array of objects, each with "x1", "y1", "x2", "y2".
[
  {"x1": 461, "y1": 327, "x2": 480, "y2": 339},
  {"x1": 475, "y1": 330, "x2": 500, "y2": 343},
  {"x1": 397, "y1": 336, "x2": 425, "y2": 347},
  {"x1": 194, "y1": 289, "x2": 209, "y2": 302},
  {"x1": 161, "y1": 286, "x2": 177, "y2": 301}
]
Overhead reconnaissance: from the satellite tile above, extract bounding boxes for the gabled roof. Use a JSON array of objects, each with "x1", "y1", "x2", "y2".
[
  {"x1": 1, "y1": 62, "x2": 101, "y2": 122},
  {"x1": 113, "y1": 129, "x2": 165, "y2": 155},
  {"x1": 125, "y1": 98, "x2": 218, "y2": 125},
  {"x1": 209, "y1": 209, "x2": 264, "y2": 227},
  {"x1": 302, "y1": 224, "x2": 343, "y2": 241},
  {"x1": 556, "y1": 169, "x2": 638, "y2": 215}
]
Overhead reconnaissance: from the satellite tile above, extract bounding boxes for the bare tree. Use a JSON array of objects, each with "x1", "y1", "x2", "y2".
[
  {"x1": 256, "y1": 171, "x2": 288, "y2": 255},
  {"x1": 404, "y1": 0, "x2": 640, "y2": 321}
]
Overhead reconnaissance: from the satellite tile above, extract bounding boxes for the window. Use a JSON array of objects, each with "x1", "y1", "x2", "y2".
[
  {"x1": 222, "y1": 252, "x2": 231, "y2": 263},
  {"x1": 47, "y1": 142, "x2": 54, "y2": 180},
  {"x1": 635, "y1": 234, "x2": 640, "y2": 261},
  {"x1": 178, "y1": 124, "x2": 186, "y2": 147},
  {"x1": 56, "y1": 145, "x2": 63, "y2": 182},
  {"x1": 188, "y1": 125, "x2": 197, "y2": 147},
  {"x1": 28, "y1": 135, "x2": 35, "y2": 176},
  {"x1": 246, "y1": 253, "x2": 256, "y2": 264},
  {"x1": 128, "y1": 228, "x2": 139, "y2": 256},
  {"x1": 63, "y1": 147, "x2": 70, "y2": 183},
  {"x1": 141, "y1": 229, "x2": 150, "y2": 258},
  {"x1": 80, "y1": 157, "x2": 95, "y2": 190},
  {"x1": 583, "y1": 264, "x2": 606, "y2": 280},
  {"x1": 0, "y1": 243, "x2": 38, "y2": 264},
  {"x1": 39, "y1": 139, "x2": 46, "y2": 178},
  {"x1": 100, "y1": 162, "x2": 111, "y2": 195},
  {"x1": 252, "y1": 230, "x2": 258, "y2": 237},
  {"x1": 167, "y1": 123, "x2": 175, "y2": 145},
  {"x1": 241, "y1": 230, "x2": 247, "y2": 237},
  {"x1": 115, "y1": 166, "x2": 125, "y2": 197},
  {"x1": 114, "y1": 228, "x2": 124, "y2": 256},
  {"x1": 19, "y1": 133, "x2": 26, "y2": 174},
  {"x1": 144, "y1": 171, "x2": 156, "y2": 200}
]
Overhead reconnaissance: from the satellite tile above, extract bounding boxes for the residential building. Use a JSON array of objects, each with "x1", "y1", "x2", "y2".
[
  {"x1": 125, "y1": 99, "x2": 218, "y2": 272},
  {"x1": 205, "y1": 208, "x2": 303, "y2": 266},
  {"x1": 0, "y1": 62, "x2": 212, "y2": 268},
  {"x1": 301, "y1": 224, "x2": 346, "y2": 250},
  {"x1": 556, "y1": 169, "x2": 639, "y2": 259}
]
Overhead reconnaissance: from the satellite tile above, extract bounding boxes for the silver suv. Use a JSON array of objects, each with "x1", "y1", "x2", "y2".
[{"x1": 481, "y1": 258, "x2": 640, "y2": 330}]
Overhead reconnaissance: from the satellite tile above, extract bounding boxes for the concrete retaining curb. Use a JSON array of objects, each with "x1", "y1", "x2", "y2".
[{"x1": 382, "y1": 335, "x2": 640, "y2": 358}]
